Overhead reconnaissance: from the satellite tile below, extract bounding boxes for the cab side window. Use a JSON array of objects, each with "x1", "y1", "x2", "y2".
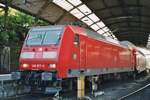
[{"x1": 74, "y1": 34, "x2": 80, "y2": 47}]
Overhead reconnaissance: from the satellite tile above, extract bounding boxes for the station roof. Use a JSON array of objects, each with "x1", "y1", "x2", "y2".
[
  {"x1": 0, "y1": 0, "x2": 76, "y2": 24},
  {"x1": 82, "y1": 0, "x2": 150, "y2": 47},
  {"x1": 0, "y1": 0, "x2": 150, "y2": 47}
]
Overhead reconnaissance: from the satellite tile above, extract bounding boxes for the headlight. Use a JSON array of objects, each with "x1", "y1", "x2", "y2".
[
  {"x1": 22, "y1": 63, "x2": 29, "y2": 68},
  {"x1": 48, "y1": 64, "x2": 56, "y2": 68},
  {"x1": 20, "y1": 52, "x2": 34, "y2": 58},
  {"x1": 43, "y1": 51, "x2": 57, "y2": 58}
]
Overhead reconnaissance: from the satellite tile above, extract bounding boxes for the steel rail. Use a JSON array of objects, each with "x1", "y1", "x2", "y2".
[{"x1": 118, "y1": 83, "x2": 150, "y2": 100}]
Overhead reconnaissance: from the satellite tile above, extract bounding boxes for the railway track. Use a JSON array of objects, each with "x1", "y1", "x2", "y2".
[
  {"x1": 2, "y1": 91, "x2": 76, "y2": 100},
  {"x1": 118, "y1": 83, "x2": 150, "y2": 100},
  {"x1": 2, "y1": 73, "x2": 150, "y2": 100},
  {"x1": 3, "y1": 94, "x2": 53, "y2": 100},
  {"x1": 118, "y1": 78, "x2": 150, "y2": 100}
]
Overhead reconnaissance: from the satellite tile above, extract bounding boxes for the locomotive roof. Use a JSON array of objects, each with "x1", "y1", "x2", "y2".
[
  {"x1": 30, "y1": 25, "x2": 127, "y2": 48},
  {"x1": 29, "y1": 25, "x2": 64, "y2": 31},
  {"x1": 68, "y1": 25, "x2": 120, "y2": 45},
  {"x1": 68, "y1": 25, "x2": 134, "y2": 49}
]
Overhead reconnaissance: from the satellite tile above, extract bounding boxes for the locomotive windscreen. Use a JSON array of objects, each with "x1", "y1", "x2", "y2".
[{"x1": 26, "y1": 27, "x2": 63, "y2": 45}]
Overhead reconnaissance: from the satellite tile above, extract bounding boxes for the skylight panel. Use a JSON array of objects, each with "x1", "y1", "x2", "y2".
[
  {"x1": 53, "y1": 0, "x2": 74, "y2": 11},
  {"x1": 112, "y1": 35, "x2": 116, "y2": 38},
  {"x1": 97, "y1": 21, "x2": 105, "y2": 28},
  {"x1": 108, "y1": 32, "x2": 113, "y2": 35},
  {"x1": 148, "y1": 34, "x2": 150, "y2": 40},
  {"x1": 0, "y1": 3, "x2": 5, "y2": 7},
  {"x1": 113, "y1": 37, "x2": 117, "y2": 39},
  {"x1": 147, "y1": 34, "x2": 150, "y2": 47},
  {"x1": 81, "y1": 17, "x2": 93, "y2": 25},
  {"x1": 78, "y1": 4, "x2": 92, "y2": 15},
  {"x1": 68, "y1": 0, "x2": 82, "y2": 6},
  {"x1": 90, "y1": 24, "x2": 99, "y2": 31},
  {"x1": 103, "y1": 33, "x2": 109, "y2": 37},
  {"x1": 102, "y1": 27, "x2": 109, "y2": 32},
  {"x1": 70, "y1": 8, "x2": 85, "y2": 19},
  {"x1": 88, "y1": 13, "x2": 100, "y2": 22},
  {"x1": 97, "y1": 29, "x2": 105, "y2": 34}
]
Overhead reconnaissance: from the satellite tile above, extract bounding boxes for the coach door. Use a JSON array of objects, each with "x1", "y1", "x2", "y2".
[{"x1": 79, "y1": 35, "x2": 86, "y2": 69}]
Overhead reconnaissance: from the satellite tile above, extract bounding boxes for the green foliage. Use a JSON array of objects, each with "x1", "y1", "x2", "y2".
[{"x1": 0, "y1": 8, "x2": 48, "y2": 46}]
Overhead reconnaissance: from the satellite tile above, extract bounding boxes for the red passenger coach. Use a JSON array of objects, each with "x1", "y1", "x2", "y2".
[{"x1": 12, "y1": 25, "x2": 136, "y2": 91}]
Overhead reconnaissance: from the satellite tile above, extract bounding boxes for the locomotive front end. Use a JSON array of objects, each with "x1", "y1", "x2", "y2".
[{"x1": 12, "y1": 26, "x2": 63, "y2": 83}]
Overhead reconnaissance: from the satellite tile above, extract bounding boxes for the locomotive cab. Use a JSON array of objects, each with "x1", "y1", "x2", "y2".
[{"x1": 20, "y1": 26, "x2": 63, "y2": 70}]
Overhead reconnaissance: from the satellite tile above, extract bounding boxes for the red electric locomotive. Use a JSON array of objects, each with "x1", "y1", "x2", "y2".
[{"x1": 12, "y1": 25, "x2": 137, "y2": 92}]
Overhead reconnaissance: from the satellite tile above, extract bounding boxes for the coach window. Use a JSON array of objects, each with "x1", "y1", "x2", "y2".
[{"x1": 74, "y1": 34, "x2": 80, "y2": 47}]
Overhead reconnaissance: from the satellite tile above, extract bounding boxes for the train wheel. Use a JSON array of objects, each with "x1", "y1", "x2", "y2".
[
  {"x1": 61, "y1": 78, "x2": 76, "y2": 93},
  {"x1": 30, "y1": 86, "x2": 37, "y2": 94},
  {"x1": 114, "y1": 73, "x2": 121, "y2": 80},
  {"x1": 132, "y1": 71, "x2": 138, "y2": 80}
]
